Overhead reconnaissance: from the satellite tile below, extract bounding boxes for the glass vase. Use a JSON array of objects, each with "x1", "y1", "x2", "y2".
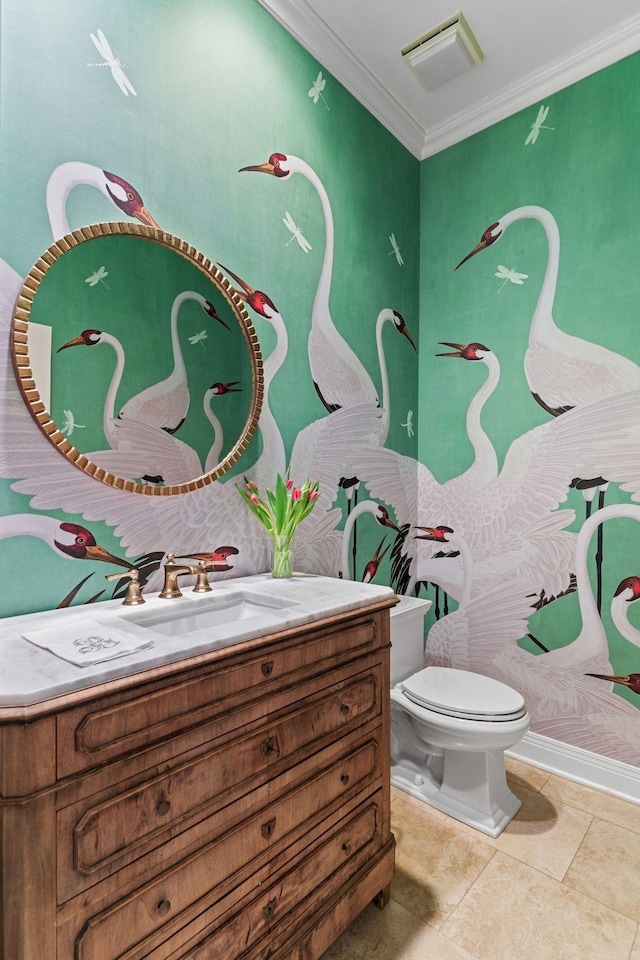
[{"x1": 271, "y1": 534, "x2": 294, "y2": 578}]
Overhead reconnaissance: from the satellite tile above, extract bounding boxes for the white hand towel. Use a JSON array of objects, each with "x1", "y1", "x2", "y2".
[{"x1": 23, "y1": 619, "x2": 154, "y2": 666}]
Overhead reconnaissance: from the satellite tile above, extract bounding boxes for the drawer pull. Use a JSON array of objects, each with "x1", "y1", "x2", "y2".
[
  {"x1": 261, "y1": 660, "x2": 274, "y2": 677},
  {"x1": 340, "y1": 773, "x2": 350, "y2": 786},
  {"x1": 262, "y1": 898, "x2": 277, "y2": 921},
  {"x1": 156, "y1": 798, "x2": 171, "y2": 817},
  {"x1": 340, "y1": 702, "x2": 350, "y2": 715},
  {"x1": 261, "y1": 817, "x2": 276, "y2": 839},
  {"x1": 260, "y1": 736, "x2": 280, "y2": 758},
  {"x1": 157, "y1": 899, "x2": 172, "y2": 917},
  {"x1": 342, "y1": 842, "x2": 352, "y2": 856}
]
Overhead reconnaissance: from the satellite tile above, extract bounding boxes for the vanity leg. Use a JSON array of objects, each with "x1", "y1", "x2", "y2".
[{"x1": 373, "y1": 884, "x2": 391, "y2": 909}]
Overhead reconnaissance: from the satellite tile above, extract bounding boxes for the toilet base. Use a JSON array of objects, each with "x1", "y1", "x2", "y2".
[{"x1": 391, "y1": 752, "x2": 521, "y2": 838}]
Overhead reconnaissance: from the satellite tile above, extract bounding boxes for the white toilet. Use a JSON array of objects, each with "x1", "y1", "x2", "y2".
[{"x1": 389, "y1": 595, "x2": 530, "y2": 838}]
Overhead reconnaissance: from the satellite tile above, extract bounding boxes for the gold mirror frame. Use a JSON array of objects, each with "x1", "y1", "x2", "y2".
[{"x1": 11, "y1": 222, "x2": 263, "y2": 495}]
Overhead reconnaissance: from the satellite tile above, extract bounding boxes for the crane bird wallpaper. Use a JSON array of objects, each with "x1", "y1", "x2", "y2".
[{"x1": 3, "y1": 0, "x2": 640, "y2": 777}]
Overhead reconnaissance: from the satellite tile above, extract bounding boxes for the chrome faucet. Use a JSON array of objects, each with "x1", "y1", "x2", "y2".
[{"x1": 160, "y1": 553, "x2": 211, "y2": 599}]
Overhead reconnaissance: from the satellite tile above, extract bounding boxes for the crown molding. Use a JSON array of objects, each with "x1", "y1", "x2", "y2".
[
  {"x1": 420, "y1": 11, "x2": 640, "y2": 158},
  {"x1": 254, "y1": 0, "x2": 426, "y2": 157},
  {"x1": 256, "y1": 0, "x2": 640, "y2": 161}
]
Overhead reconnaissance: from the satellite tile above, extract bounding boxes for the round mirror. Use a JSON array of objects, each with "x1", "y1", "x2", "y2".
[{"x1": 11, "y1": 223, "x2": 263, "y2": 495}]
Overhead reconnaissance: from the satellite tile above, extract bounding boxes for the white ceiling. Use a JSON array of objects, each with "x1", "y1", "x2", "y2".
[{"x1": 256, "y1": 0, "x2": 640, "y2": 159}]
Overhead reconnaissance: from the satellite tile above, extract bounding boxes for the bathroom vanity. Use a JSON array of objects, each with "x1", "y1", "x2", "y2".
[{"x1": 0, "y1": 575, "x2": 396, "y2": 960}]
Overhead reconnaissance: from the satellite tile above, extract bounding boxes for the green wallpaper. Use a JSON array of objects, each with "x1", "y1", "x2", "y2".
[
  {"x1": 0, "y1": 0, "x2": 419, "y2": 615},
  {"x1": 419, "y1": 52, "x2": 640, "y2": 739}
]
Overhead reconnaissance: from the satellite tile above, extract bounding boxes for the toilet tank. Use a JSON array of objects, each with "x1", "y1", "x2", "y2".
[{"x1": 389, "y1": 595, "x2": 432, "y2": 685}]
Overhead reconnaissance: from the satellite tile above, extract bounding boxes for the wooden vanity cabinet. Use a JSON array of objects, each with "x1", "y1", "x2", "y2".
[{"x1": 0, "y1": 599, "x2": 395, "y2": 960}]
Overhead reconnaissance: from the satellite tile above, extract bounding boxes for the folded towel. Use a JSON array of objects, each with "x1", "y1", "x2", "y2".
[{"x1": 23, "y1": 619, "x2": 154, "y2": 666}]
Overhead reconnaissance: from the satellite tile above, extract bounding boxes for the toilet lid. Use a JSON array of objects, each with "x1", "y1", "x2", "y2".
[{"x1": 400, "y1": 667, "x2": 526, "y2": 721}]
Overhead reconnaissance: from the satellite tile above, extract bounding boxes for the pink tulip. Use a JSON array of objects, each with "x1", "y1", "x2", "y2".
[
  {"x1": 309, "y1": 490, "x2": 319, "y2": 501},
  {"x1": 251, "y1": 495, "x2": 260, "y2": 505},
  {"x1": 286, "y1": 478, "x2": 294, "y2": 490},
  {"x1": 292, "y1": 488, "x2": 301, "y2": 501}
]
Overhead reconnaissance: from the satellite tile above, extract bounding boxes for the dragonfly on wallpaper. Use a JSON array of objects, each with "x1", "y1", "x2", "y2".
[
  {"x1": 85, "y1": 266, "x2": 109, "y2": 288},
  {"x1": 308, "y1": 71, "x2": 330, "y2": 109},
  {"x1": 60, "y1": 409, "x2": 85, "y2": 438},
  {"x1": 89, "y1": 29, "x2": 137, "y2": 97},
  {"x1": 389, "y1": 233, "x2": 404, "y2": 266},
  {"x1": 525, "y1": 104, "x2": 553, "y2": 145},
  {"x1": 494, "y1": 264, "x2": 528, "y2": 292},
  {"x1": 401, "y1": 409, "x2": 414, "y2": 437},
  {"x1": 188, "y1": 330, "x2": 208, "y2": 349},
  {"x1": 283, "y1": 211, "x2": 312, "y2": 252}
]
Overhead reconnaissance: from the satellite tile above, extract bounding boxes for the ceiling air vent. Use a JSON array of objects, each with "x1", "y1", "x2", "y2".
[{"x1": 401, "y1": 12, "x2": 484, "y2": 91}]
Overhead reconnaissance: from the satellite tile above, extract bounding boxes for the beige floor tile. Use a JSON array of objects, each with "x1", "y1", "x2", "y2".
[
  {"x1": 320, "y1": 900, "x2": 478, "y2": 960},
  {"x1": 505, "y1": 756, "x2": 550, "y2": 793},
  {"x1": 441, "y1": 851, "x2": 637, "y2": 960},
  {"x1": 542, "y1": 775, "x2": 640, "y2": 836},
  {"x1": 390, "y1": 793, "x2": 495, "y2": 929},
  {"x1": 449, "y1": 782, "x2": 592, "y2": 881},
  {"x1": 630, "y1": 927, "x2": 640, "y2": 960},
  {"x1": 564, "y1": 818, "x2": 640, "y2": 921},
  {"x1": 391, "y1": 785, "x2": 447, "y2": 821}
]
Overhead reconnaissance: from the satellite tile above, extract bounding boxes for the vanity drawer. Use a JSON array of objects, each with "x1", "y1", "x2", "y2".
[
  {"x1": 178, "y1": 796, "x2": 383, "y2": 960},
  {"x1": 68, "y1": 765, "x2": 382, "y2": 960},
  {"x1": 57, "y1": 670, "x2": 380, "y2": 899},
  {"x1": 57, "y1": 614, "x2": 381, "y2": 777}
]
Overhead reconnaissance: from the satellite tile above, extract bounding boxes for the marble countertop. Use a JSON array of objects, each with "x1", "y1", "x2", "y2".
[{"x1": 0, "y1": 573, "x2": 396, "y2": 708}]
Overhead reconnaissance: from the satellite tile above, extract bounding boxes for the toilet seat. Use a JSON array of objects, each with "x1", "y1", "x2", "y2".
[{"x1": 399, "y1": 666, "x2": 527, "y2": 722}]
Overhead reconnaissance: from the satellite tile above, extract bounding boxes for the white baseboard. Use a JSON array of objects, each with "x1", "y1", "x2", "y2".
[{"x1": 506, "y1": 732, "x2": 640, "y2": 805}]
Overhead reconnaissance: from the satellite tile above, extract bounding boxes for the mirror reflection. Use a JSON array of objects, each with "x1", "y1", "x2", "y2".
[{"x1": 12, "y1": 224, "x2": 263, "y2": 495}]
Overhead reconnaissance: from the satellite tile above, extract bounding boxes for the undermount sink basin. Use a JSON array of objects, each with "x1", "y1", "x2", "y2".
[{"x1": 128, "y1": 591, "x2": 294, "y2": 638}]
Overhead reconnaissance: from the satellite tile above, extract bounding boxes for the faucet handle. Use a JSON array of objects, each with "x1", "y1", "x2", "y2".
[
  {"x1": 193, "y1": 562, "x2": 212, "y2": 594},
  {"x1": 106, "y1": 568, "x2": 145, "y2": 606}
]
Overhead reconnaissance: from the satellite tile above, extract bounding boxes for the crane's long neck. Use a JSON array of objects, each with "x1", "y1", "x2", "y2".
[
  {"x1": 572, "y1": 504, "x2": 640, "y2": 660},
  {"x1": 376, "y1": 312, "x2": 392, "y2": 442},
  {"x1": 463, "y1": 354, "x2": 500, "y2": 485},
  {"x1": 0, "y1": 513, "x2": 57, "y2": 544},
  {"x1": 611, "y1": 594, "x2": 640, "y2": 648},
  {"x1": 340, "y1": 501, "x2": 379, "y2": 579},
  {"x1": 170, "y1": 292, "x2": 199, "y2": 381},
  {"x1": 100, "y1": 333, "x2": 126, "y2": 447},
  {"x1": 450, "y1": 533, "x2": 473, "y2": 606},
  {"x1": 506, "y1": 206, "x2": 560, "y2": 347},
  {"x1": 46, "y1": 162, "x2": 108, "y2": 241},
  {"x1": 299, "y1": 164, "x2": 334, "y2": 329},
  {"x1": 250, "y1": 311, "x2": 288, "y2": 486},
  {"x1": 203, "y1": 395, "x2": 223, "y2": 473}
]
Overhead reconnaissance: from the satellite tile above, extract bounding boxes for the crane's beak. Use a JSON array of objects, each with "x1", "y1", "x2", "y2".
[
  {"x1": 203, "y1": 299, "x2": 231, "y2": 331},
  {"x1": 239, "y1": 161, "x2": 275, "y2": 176},
  {"x1": 455, "y1": 239, "x2": 488, "y2": 271},
  {"x1": 372, "y1": 537, "x2": 391, "y2": 562},
  {"x1": 585, "y1": 672, "x2": 634, "y2": 688},
  {"x1": 85, "y1": 544, "x2": 133, "y2": 568},
  {"x1": 57, "y1": 334, "x2": 85, "y2": 352},
  {"x1": 401, "y1": 325, "x2": 417, "y2": 352},
  {"x1": 414, "y1": 525, "x2": 438, "y2": 540},
  {"x1": 134, "y1": 206, "x2": 160, "y2": 229},
  {"x1": 436, "y1": 342, "x2": 467, "y2": 358},
  {"x1": 381, "y1": 515, "x2": 401, "y2": 534},
  {"x1": 217, "y1": 263, "x2": 255, "y2": 302}
]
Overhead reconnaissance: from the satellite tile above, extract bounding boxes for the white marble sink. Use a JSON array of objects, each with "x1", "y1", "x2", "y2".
[
  {"x1": 2, "y1": 573, "x2": 396, "y2": 707},
  {"x1": 129, "y1": 590, "x2": 296, "y2": 638}
]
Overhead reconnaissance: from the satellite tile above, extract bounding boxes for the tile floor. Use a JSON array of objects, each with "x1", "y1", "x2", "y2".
[{"x1": 321, "y1": 758, "x2": 640, "y2": 960}]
